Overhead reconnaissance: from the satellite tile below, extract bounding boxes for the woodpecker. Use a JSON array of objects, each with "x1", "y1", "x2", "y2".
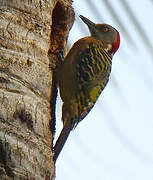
[{"x1": 53, "y1": 15, "x2": 120, "y2": 162}]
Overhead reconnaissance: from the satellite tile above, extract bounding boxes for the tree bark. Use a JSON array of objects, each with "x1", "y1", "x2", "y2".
[{"x1": 0, "y1": 0, "x2": 74, "y2": 179}]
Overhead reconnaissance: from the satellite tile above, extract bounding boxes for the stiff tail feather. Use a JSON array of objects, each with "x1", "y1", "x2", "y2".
[{"x1": 53, "y1": 119, "x2": 72, "y2": 162}]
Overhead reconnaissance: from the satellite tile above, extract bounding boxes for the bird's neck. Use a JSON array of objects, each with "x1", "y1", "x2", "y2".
[{"x1": 104, "y1": 44, "x2": 114, "y2": 58}]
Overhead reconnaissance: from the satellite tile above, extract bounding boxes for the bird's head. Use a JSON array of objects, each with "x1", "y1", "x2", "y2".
[{"x1": 79, "y1": 15, "x2": 120, "y2": 57}]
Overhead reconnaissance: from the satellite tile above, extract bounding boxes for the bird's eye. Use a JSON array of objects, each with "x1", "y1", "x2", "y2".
[{"x1": 103, "y1": 27, "x2": 109, "y2": 32}]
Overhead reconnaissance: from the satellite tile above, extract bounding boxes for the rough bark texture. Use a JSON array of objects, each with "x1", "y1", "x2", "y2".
[{"x1": 0, "y1": 0, "x2": 74, "y2": 179}]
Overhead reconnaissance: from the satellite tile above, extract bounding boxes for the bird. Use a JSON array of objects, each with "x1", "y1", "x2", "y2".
[{"x1": 53, "y1": 15, "x2": 120, "y2": 162}]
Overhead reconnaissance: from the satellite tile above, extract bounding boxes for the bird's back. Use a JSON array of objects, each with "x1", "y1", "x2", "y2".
[{"x1": 57, "y1": 37, "x2": 112, "y2": 128}]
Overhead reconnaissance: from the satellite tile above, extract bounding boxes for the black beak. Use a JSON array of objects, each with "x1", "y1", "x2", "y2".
[{"x1": 79, "y1": 15, "x2": 96, "y2": 32}]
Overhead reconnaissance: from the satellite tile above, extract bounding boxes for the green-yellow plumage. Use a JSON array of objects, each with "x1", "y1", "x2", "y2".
[
  {"x1": 58, "y1": 37, "x2": 112, "y2": 127},
  {"x1": 53, "y1": 15, "x2": 120, "y2": 162}
]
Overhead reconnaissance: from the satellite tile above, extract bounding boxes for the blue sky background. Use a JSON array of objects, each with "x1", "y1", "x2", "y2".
[{"x1": 55, "y1": 0, "x2": 153, "y2": 179}]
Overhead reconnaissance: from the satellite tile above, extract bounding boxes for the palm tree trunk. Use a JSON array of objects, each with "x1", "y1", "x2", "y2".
[{"x1": 0, "y1": 0, "x2": 74, "y2": 179}]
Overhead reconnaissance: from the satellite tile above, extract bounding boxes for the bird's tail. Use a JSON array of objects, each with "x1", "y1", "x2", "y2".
[{"x1": 53, "y1": 119, "x2": 72, "y2": 162}]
